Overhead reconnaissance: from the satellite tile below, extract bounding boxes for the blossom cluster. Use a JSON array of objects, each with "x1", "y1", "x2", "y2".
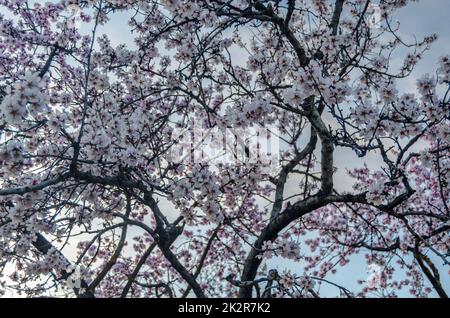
[{"x1": 0, "y1": 72, "x2": 49, "y2": 125}]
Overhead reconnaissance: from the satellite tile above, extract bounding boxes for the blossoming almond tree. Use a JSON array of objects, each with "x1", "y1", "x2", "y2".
[{"x1": 0, "y1": 0, "x2": 449, "y2": 298}]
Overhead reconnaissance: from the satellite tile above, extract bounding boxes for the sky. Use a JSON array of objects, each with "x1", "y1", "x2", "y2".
[{"x1": 1, "y1": 0, "x2": 449, "y2": 297}]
